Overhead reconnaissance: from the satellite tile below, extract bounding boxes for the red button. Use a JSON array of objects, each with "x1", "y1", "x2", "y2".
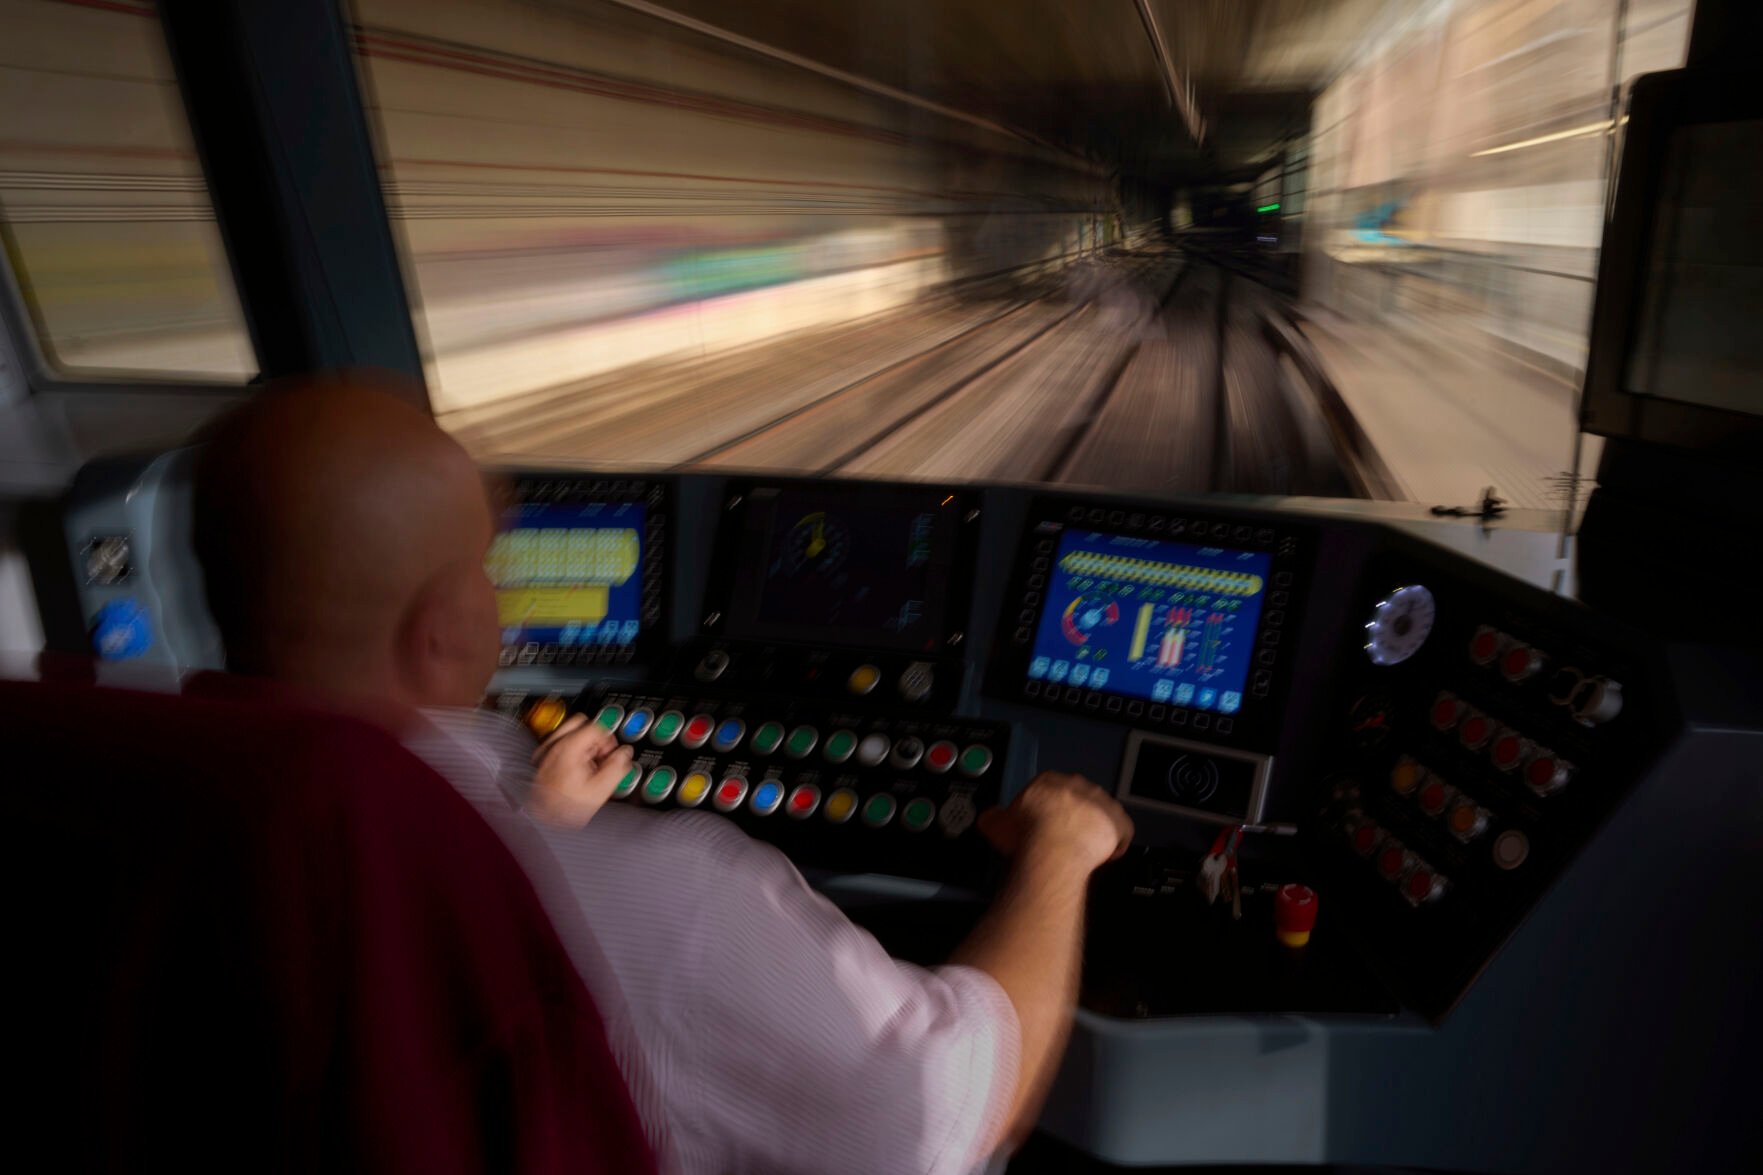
[
  {"x1": 925, "y1": 741, "x2": 958, "y2": 773},
  {"x1": 682, "y1": 714, "x2": 715, "y2": 747},
  {"x1": 1459, "y1": 714, "x2": 1492, "y2": 748},
  {"x1": 1491, "y1": 734, "x2": 1524, "y2": 769},
  {"x1": 1419, "y1": 781, "x2": 1447, "y2": 814},
  {"x1": 1527, "y1": 755, "x2": 1568, "y2": 793},
  {"x1": 1352, "y1": 825, "x2": 1379, "y2": 855},
  {"x1": 717, "y1": 781, "x2": 744, "y2": 803},
  {"x1": 1378, "y1": 846, "x2": 1407, "y2": 877},
  {"x1": 1431, "y1": 696, "x2": 1461, "y2": 730},
  {"x1": 1469, "y1": 628, "x2": 1501, "y2": 664},
  {"x1": 1275, "y1": 884, "x2": 1319, "y2": 933},
  {"x1": 1502, "y1": 645, "x2": 1541, "y2": 681},
  {"x1": 1406, "y1": 870, "x2": 1436, "y2": 901}
]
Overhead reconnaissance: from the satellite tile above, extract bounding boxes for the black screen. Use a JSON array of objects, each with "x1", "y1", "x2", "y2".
[{"x1": 723, "y1": 485, "x2": 965, "y2": 652}]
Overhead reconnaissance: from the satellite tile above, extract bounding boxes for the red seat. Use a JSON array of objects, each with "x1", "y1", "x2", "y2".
[{"x1": 4, "y1": 678, "x2": 656, "y2": 1175}]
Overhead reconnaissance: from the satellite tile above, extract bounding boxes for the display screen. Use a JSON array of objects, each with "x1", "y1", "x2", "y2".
[
  {"x1": 489, "y1": 501, "x2": 646, "y2": 648},
  {"x1": 1028, "y1": 528, "x2": 1271, "y2": 712},
  {"x1": 725, "y1": 485, "x2": 962, "y2": 652}
]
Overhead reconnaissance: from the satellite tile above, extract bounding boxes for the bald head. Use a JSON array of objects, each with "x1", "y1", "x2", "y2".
[{"x1": 194, "y1": 373, "x2": 501, "y2": 708}]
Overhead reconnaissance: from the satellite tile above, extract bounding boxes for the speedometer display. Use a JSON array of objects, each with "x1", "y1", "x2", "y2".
[{"x1": 1365, "y1": 584, "x2": 1436, "y2": 666}]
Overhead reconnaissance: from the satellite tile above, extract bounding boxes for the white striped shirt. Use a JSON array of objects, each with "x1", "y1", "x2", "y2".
[{"x1": 407, "y1": 707, "x2": 1020, "y2": 1175}]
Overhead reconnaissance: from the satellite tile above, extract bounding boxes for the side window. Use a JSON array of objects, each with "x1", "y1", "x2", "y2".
[{"x1": 0, "y1": 0, "x2": 254, "y2": 381}]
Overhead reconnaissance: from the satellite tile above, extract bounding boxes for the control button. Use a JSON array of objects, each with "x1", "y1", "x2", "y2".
[
  {"x1": 848, "y1": 664, "x2": 881, "y2": 696},
  {"x1": 1492, "y1": 829, "x2": 1531, "y2": 870},
  {"x1": 1430, "y1": 694, "x2": 1462, "y2": 731},
  {"x1": 925, "y1": 741, "x2": 958, "y2": 774},
  {"x1": 823, "y1": 730, "x2": 858, "y2": 764},
  {"x1": 594, "y1": 704, "x2": 625, "y2": 731},
  {"x1": 680, "y1": 713, "x2": 716, "y2": 750},
  {"x1": 898, "y1": 662, "x2": 935, "y2": 703},
  {"x1": 1447, "y1": 800, "x2": 1489, "y2": 842},
  {"x1": 785, "y1": 725, "x2": 819, "y2": 759},
  {"x1": 1418, "y1": 779, "x2": 1450, "y2": 816},
  {"x1": 890, "y1": 737, "x2": 925, "y2": 771},
  {"x1": 1571, "y1": 676, "x2": 1624, "y2": 726},
  {"x1": 786, "y1": 784, "x2": 821, "y2": 819},
  {"x1": 1351, "y1": 824, "x2": 1381, "y2": 856},
  {"x1": 641, "y1": 766, "x2": 679, "y2": 804},
  {"x1": 824, "y1": 787, "x2": 860, "y2": 824},
  {"x1": 862, "y1": 794, "x2": 898, "y2": 828},
  {"x1": 1390, "y1": 757, "x2": 1424, "y2": 796},
  {"x1": 1490, "y1": 733, "x2": 1526, "y2": 771},
  {"x1": 1468, "y1": 626, "x2": 1502, "y2": 666},
  {"x1": 856, "y1": 733, "x2": 890, "y2": 766},
  {"x1": 1275, "y1": 884, "x2": 1319, "y2": 947},
  {"x1": 749, "y1": 780, "x2": 784, "y2": 816},
  {"x1": 902, "y1": 798, "x2": 936, "y2": 832},
  {"x1": 694, "y1": 649, "x2": 731, "y2": 682},
  {"x1": 1525, "y1": 754, "x2": 1573, "y2": 796},
  {"x1": 620, "y1": 709, "x2": 654, "y2": 742},
  {"x1": 1458, "y1": 712, "x2": 1493, "y2": 750},
  {"x1": 751, "y1": 721, "x2": 786, "y2": 755},
  {"x1": 938, "y1": 793, "x2": 976, "y2": 837},
  {"x1": 613, "y1": 764, "x2": 642, "y2": 799},
  {"x1": 650, "y1": 710, "x2": 685, "y2": 746},
  {"x1": 526, "y1": 698, "x2": 568, "y2": 737},
  {"x1": 1377, "y1": 844, "x2": 1410, "y2": 879},
  {"x1": 711, "y1": 718, "x2": 746, "y2": 753},
  {"x1": 677, "y1": 771, "x2": 713, "y2": 808},
  {"x1": 1404, "y1": 869, "x2": 1447, "y2": 906},
  {"x1": 959, "y1": 745, "x2": 994, "y2": 777},
  {"x1": 712, "y1": 775, "x2": 749, "y2": 813},
  {"x1": 1500, "y1": 644, "x2": 1543, "y2": 683}
]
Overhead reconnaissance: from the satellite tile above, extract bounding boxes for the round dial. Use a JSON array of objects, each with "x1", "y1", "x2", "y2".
[
  {"x1": 785, "y1": 512, "x2": 849, "y2": 576},
  {"x1": 1364, "y1": 585, "x2": 1436, "y2": 666}
]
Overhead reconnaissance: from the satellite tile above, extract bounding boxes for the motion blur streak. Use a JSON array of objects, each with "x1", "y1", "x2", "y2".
[{"x1": 0, "y1": 0, "x2": 1697, "y2": 509}]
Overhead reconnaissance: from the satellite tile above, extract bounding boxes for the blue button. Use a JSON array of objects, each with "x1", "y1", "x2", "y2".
[
  {"x1": 621, "y1": 708, "x2": 654, "y2": 741},
  {"x1": 92, "y1": 598, "x2": 152, "y2": 660},
  {"x1": 749, "y1": 780, "x2": 784, "y2": 816},
  {"x1": 712, "y1": 718, "x2": 745, "y2": 752}
]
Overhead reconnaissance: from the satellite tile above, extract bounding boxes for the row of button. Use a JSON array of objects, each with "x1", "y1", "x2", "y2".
[
  {"x1": 1389, "y1": 755, "x2": 1491, "y2": 843},
  {"x1": 1430, "y1": 693, "x2": 1575, "y2": 797},
  {"x1": 1467, "y1": 625, "x2": 1545, "y2": 682},
  {"x1": 1022, "y1": 680, "x2": 1238, "y2": 734},
  {"x1": 1345, "y1": 814, "x2": 1455, "y2": 905},
  {"x1": 595, "y1": 705, "x2": 994, "y2": 776},
  {"x1": 1063, "y1": 505, "x2": 1281, "y2": 547},
  {"x1": 502, "y1": 641, "x2": 638, "y2": 667},
  {"x1": 613, "y1": 765, "x2": 976, "y2": 834}
]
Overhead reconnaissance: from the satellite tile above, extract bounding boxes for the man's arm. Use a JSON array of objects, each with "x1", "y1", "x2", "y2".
[{"x1": 951, "y1": 772, "x2": 1134, "y2": 1154}]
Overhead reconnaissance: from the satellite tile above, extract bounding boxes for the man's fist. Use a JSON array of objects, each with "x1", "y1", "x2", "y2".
[
  {"x1": 976, "y1": 771, "x2": 1134, "y2": 874},
  {"x1": 527, "y1": 712, "x2": 634, "y2": 830}
]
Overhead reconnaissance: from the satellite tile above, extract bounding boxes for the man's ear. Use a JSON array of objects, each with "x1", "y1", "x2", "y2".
[{"x1": 396, "y1": 571, "x2": 480, "y2": 707}]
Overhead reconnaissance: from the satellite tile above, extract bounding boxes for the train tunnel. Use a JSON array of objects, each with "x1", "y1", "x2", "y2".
[{"x1": 0, "y1": 0, "x2": 1695, "y2": 518}]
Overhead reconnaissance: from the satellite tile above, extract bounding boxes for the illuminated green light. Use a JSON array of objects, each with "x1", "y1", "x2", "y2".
[{"x1": 1257, "y1": 203, "x2": 1281, "y2": 213}]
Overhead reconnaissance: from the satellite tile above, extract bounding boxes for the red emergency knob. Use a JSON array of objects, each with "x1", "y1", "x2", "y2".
[{"x1": 1275, "y1": 884, "x2": 1319, "y2": 947}]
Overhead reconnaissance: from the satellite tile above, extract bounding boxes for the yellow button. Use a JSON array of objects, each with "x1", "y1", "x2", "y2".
[
  {"x1": 824, "y1": 787, "x2": 860, "y2": 824},
  {"x1": 1390, "y1": 757, "x2": 1423, "y2": 795},
  {"x1": 847, "y1": 664, "x2": 881, "y2": 696},
  {"x1": 678, "y1": 771, "x2": 713, "y2": 808},
  {"x1": 526, "y1": 698, "x2": 568, "y2": 737}
]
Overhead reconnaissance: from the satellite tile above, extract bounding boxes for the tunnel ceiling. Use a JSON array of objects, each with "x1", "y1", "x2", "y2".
[{"x1": 630, "y1": 0, "x2": 1415, "y2": 185}]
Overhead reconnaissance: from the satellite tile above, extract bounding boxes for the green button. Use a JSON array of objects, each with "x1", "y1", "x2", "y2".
[
  {"x1": 959, "y1": 745, "x2": 994, "y2": 777},
  {"x1": 594, "y1": 705, "x2": 624, "y2": 731},
  {"x1": 902, "y1": 798, "x2": 936, "y2": 832},
  {"x1": 785, "y1": 725, "x2": 818, "y2": 758},
  {"x1": 641, "y1": 766, "x2": 678, "y2": 803},
  {"x1": 751, "y1": 721, "x2": 785, "y2": 755},
  {"x1": 862, "y1": 794, "x2": 897, "y2": 828},
  {"x1": 824, "y1": 730, "x2": 857, "y2": 763},
  {"x1": 613, "y1": 765, "x2": 642, "y2": 798},
  {"x1": 651, "y1": 710, "x2": 684, "y2": 745}
]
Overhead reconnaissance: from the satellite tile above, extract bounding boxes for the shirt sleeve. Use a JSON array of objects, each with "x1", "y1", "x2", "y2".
[{"x1": 611, "y1": 812, "x2": 1021, "y2": 1175}]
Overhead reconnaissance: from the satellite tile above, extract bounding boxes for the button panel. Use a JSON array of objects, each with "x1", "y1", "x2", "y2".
[{"x1": 578, "y1": 684, "x2": 1008, "y2": 887}]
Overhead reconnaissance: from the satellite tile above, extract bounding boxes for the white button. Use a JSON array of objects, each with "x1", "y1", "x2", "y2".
[{"x1": 856, "y1": 733, "x2": 890, "y2": 766}]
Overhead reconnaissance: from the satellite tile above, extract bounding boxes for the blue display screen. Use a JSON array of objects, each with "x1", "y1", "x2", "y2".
[
  {"x1": 1028, "y1": 528, "x2": 1271, "y2": 713},
  {"x1": 488, "y1": 501, "x2": 646, "y2": 648}
]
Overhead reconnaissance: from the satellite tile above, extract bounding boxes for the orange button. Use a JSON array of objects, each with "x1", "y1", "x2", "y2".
[
  {"x1": 1390, "y1": 758, "x2": 1423, "y2": 795},
  {"x1": 526, "y1": 698, "x2": 568, "y2": 737}
]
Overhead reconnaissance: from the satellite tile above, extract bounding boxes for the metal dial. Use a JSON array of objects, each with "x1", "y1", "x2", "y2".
[{"x1": 1364, "y1": 584, "x2": 1436, "y2": 666}]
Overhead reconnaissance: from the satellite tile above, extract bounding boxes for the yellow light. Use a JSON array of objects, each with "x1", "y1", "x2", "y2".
[{"x1": 1470, "y1": 120, "x2": 1612, "y2": 157}]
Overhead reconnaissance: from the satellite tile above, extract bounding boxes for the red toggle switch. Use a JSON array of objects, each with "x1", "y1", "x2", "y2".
[{"x1": 1275, "y1": 884, "x2": 1319, "y2": 948}]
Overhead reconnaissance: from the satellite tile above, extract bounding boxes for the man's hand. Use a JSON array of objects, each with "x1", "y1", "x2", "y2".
[
  {"x1": 526, "y1": 713, "x2": 634, "y2": 830},
  {"x1": 976, "y1": 771, "x2": 1133, "y2": 875}
]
